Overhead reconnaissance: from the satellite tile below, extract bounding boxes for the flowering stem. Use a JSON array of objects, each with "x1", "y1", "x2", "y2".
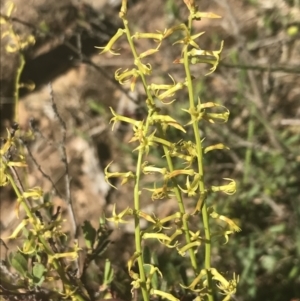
[
  {"x1": 159, "y1": 131, "x2": 198, "y2": 273},
  {"x1": 183, "y1": 15, "x2": 214, "y2": 301},
  {"x1": 133, "y1": 149, "x2": 149, "y2": 301},
  {"x1": 122, "y1": 13, "x2": 150, "y2": 301},
  {"x1": 121, "y1": 4, "x2": 198, "y2": 296}
]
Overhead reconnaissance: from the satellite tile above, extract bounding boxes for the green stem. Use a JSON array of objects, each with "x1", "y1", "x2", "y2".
[
  {"x1": 243, "y1": 103, "x2": 255, "y2": 184},
  {"x1": 134, "y1": 149, "x2": 149, "y2": 301},
  {"x1": 14, "y1": 53, "x2": 25, "y2": 123},
  {"x1": 183, "y1": 17, "x2": 214, "y2": 301},
  {"x1": 159, "y1": 132, "x2": 198, "y2": 273},
  {"x1": 123, "y1": 17, "x2": 150, "y2": 301}
]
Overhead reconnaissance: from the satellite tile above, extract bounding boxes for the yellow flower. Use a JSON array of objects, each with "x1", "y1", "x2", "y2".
[{"x1": 106, "y1": 204, "x2": 133, "y2": 228}]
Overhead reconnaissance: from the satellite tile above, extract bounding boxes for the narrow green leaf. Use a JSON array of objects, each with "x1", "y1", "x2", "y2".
[
  {"x1": 82, "y1": 220, "x2": 97, "y2": 250},
  {"x1": 103, "y1": 259, "x2": 114, "y2": 284}
]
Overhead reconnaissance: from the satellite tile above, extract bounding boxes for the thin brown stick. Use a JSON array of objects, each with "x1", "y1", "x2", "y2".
[{"x1": 48, "y1": 83, "x2": 80, "y2": 276}]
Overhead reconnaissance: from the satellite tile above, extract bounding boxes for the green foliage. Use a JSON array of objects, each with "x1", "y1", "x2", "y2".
[
  {"x1": 98, "y1": 1, "x2": 239, "y2": 301},
  {"x1": 0, "y1": 94, "x2": 114, "y2": 301},
  {"x1": 2, "y1": 1, "x2": 299, "y2": 301}
]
